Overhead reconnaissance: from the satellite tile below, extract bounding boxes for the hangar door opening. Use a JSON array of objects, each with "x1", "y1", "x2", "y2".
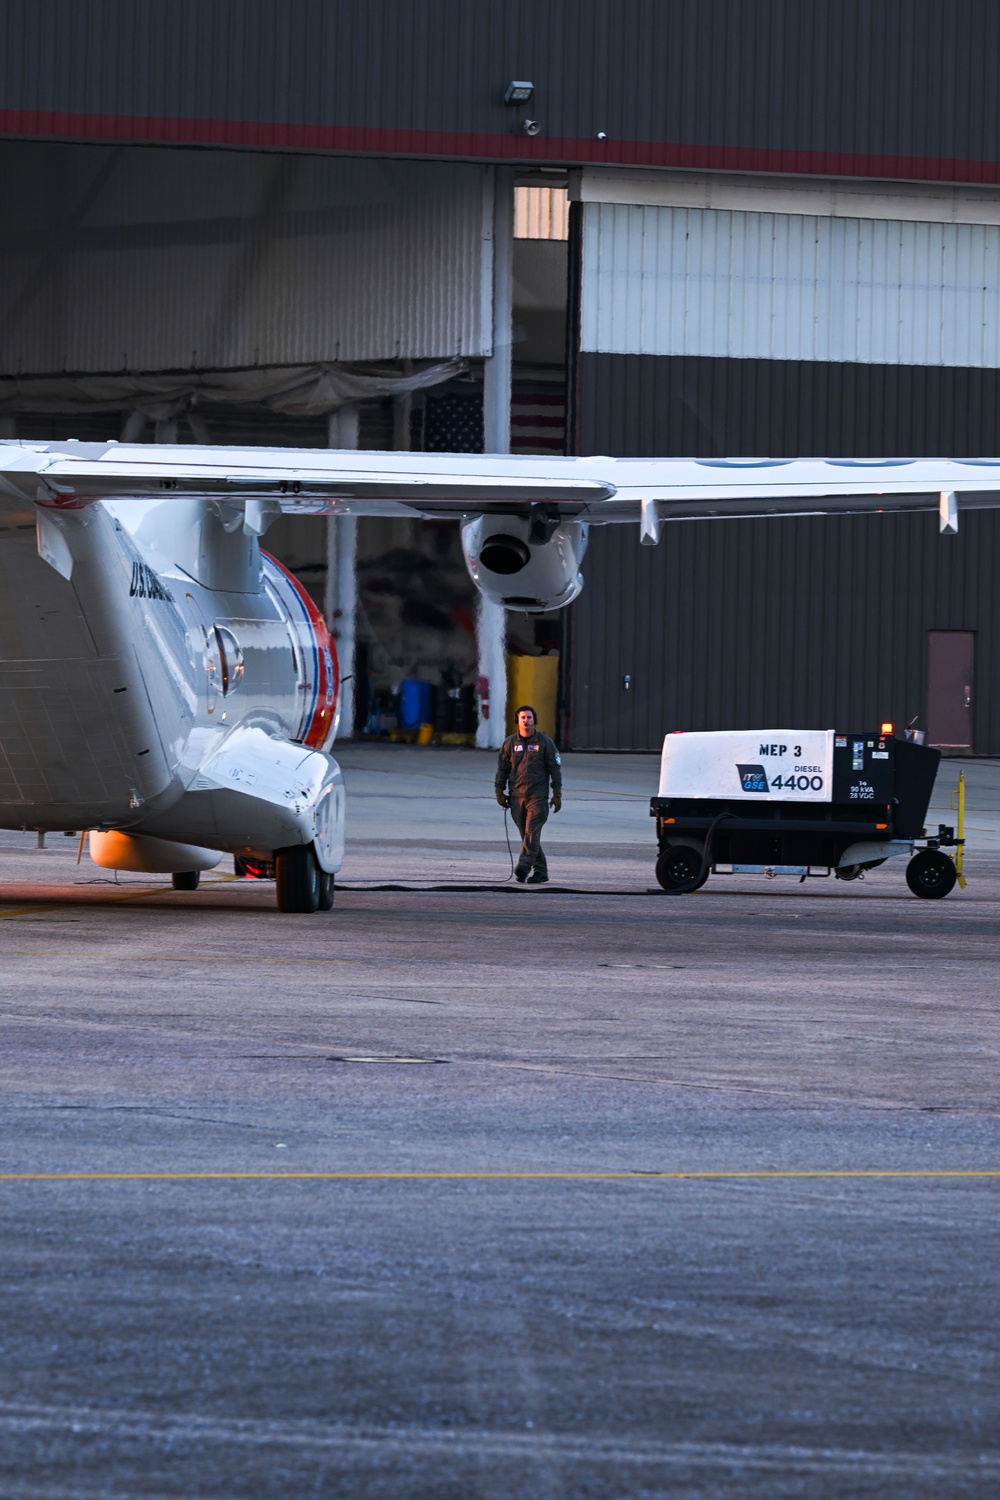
[{"x1": 927, "y1": 632, "x2": 974, "y2": 749}]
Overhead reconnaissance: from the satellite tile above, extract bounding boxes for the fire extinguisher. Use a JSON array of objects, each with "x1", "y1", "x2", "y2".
[{"x1": 477, "y1": 674, "x2": 490, "y2": 720}]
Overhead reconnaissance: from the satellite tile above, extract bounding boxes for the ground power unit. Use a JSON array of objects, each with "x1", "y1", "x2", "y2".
[{"x1": 650, "y1": 729, "x2": 961, "y2": 898}]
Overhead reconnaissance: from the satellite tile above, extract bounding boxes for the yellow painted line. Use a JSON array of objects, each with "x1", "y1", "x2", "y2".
[
  {"x1": 0, "y1": 876, "x2": 254, "y2": 920},
  {"x1": 0, "y1": 904, "x2": 83, "y2": 919},
  {"x1": 0, "y1": 886, "x2": 164, "y2": 918},
  {"x1": 0, "y1": 1170, "x2": 997, "y2": 1183}
]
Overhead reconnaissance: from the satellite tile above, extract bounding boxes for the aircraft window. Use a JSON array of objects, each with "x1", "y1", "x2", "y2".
[{"x1": 214, "y1": 625, "x2": 245, "y2": 696}]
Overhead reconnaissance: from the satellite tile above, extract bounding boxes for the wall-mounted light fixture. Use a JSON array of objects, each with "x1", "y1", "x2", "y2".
[{"x1": 504, "y1": 80, "x2": 534, "y2": 105}]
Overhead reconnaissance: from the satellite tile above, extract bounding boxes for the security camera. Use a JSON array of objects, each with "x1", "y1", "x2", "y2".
[
  {"x1": 596, "y1": 131, "x2": 608, "y2": 141},
  {"x1": 522, "y1": 119, "x2": 541, "y2": 136}
]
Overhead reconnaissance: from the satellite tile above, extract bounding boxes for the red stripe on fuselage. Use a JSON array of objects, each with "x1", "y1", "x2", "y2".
[{"x1": 262, "y1": 553, "x2": 339, "y2": 751}]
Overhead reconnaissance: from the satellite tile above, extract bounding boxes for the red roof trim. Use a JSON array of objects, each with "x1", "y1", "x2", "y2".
[{"x1": 2, "y1": 108, "x2": 1000, "y2": 184}]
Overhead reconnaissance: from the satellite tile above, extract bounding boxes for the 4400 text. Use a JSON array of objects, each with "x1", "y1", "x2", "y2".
[{"x1": 769, "y1": 774, "x2": 825, "y2": 792}]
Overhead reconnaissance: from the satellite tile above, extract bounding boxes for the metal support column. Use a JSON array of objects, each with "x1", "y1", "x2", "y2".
[
  {"x1": 477, "y1": 166, "x2": 514, "y2": 749},
  {"x1": 326, "y1": 403, "x2": 359, "y2": 738}
]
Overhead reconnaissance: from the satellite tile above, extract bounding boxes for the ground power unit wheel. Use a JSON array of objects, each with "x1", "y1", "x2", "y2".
[
  {"x1": 655, "y1": 844, "x2": 708, "y2": 894},
  {"x1": 275, "y1": 845, "x2": 321, "y2": 913},
  {"x1": 905, "y1": 849, "x2": 957, "y2": 899},
  {"x1": 171, "y1": 870, "x2": 200, "y2": 891}
]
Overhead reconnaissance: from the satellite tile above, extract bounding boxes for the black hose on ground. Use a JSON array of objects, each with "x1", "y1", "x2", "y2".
[
  {"x1": 502, "y1": 803, "x2": 516, "y2": 882},
  {"x1": 692, "y1": 809, "x2": 735, "y2": 887}
]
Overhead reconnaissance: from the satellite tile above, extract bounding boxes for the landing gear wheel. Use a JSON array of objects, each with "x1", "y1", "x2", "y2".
[
  {"x1": 655, "y1": 844, "x2": 708, "y2": 894},
  {"x1": 275, "y1": 845, "x2": 321, "y2": 913},
  {"x1": 171, "y1": 870, "x2": 200, "y2": 891},
  {"x1": 317, "y1": 869, "x2": 335, "y2": 911},
  {"x1": 905, "y1": 849, "x2": 957, "y2": 899}
]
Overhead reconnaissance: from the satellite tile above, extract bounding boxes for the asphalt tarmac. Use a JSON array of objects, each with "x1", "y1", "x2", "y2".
[{"x1": 0, "y1": 746, "x2": 998, "y2": 1498}]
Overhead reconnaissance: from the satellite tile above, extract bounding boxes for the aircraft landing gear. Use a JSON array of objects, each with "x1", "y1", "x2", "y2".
[
  {"x1": 275, "y1": 844, "x2": 334, "y2": 913},
  {"x1": 171, "y1": 870, "x2": 200, "y2": 891}
]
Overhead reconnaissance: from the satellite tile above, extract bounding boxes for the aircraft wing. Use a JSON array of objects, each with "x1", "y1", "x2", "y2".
[
  {"x1": 0, "y1": 441, "x2": 616, "y2": 514},
  {"x1": 3, "y1": 442, "x2": 1000, "y2": 530}
]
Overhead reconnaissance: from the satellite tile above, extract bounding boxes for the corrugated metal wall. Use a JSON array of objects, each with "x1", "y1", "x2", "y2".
[
  {"x1": 568, "y1": 353, "x2": 1000, "y2": 751},
  {"x1": 581, "y1": 204, "x2": 1000, "y2": 367},
  {"x1": 514, "y1": 186, "x2": 569, "y2": 241},
  {"x1": 2, "y1": 2, "x2": 1000, "y2": 181},
  {"x1": 575, "y1": 354, "x2": 1000, "y2": 457},
  {"x1": 568, "y1": 510, "x2": 1000, "y2": 751},
  {"x1": 0, "y1": 142, "x2": 492, "y2": 372}
]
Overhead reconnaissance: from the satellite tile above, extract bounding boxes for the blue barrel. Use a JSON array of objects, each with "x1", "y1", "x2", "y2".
[{"x1": 400, "y1": 678, "x2": 432, "y2": 729}]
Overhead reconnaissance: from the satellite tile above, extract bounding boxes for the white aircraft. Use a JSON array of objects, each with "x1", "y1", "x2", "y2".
[{"x1": 0, "y1": 441, "x2": 994, "y2": 911}]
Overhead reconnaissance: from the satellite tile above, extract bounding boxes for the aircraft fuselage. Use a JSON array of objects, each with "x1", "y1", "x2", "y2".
[{"x1": 0, "y1": 493, "x2": 342, "y2": 869}]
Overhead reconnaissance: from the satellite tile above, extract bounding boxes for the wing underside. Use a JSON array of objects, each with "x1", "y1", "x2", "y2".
[{"x1": 3, "y1": 441, "x2": 1000, "y2": 527}]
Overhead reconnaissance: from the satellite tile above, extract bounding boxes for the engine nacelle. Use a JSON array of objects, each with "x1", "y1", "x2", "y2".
[{"x1": 461, "y1": 514, "x2": 589, "y2": 612}]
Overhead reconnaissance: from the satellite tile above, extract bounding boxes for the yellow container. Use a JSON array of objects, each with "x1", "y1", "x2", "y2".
[{"x1": 506, "y1": 654, "x2": 559, "y2": 737}]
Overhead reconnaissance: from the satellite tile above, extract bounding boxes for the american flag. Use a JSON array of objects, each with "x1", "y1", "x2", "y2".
[
  {"x1": 423, "y1": 392, "x2": 484, "y2": 452},
  {"x1": 511, "y1": 386, "x2": 566, "y2": 455},
  {"x1": 422, "y1": 387, "x2": 565, "y2": 455}
]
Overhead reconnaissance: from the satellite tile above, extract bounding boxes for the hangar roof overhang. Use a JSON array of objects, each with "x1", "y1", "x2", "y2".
[
  {"x1": 3, "y1": 0, "x2": 1000, "y2": 188},
  {"x1": 4, "y1": 108, "x2": 1000, "y2": 190}
]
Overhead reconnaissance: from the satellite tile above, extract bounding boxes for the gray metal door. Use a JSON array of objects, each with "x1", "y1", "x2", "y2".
[{"x1": 926, "y1": 631, "x2": 974, "y2": 748}]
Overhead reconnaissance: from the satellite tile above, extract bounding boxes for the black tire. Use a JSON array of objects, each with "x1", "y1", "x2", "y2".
[
  {"x1": 317, "y1": 869, "x2": 335, "y2": 911},
  {"x1": 275, "y1": 845, "x2": 321, "y2": 913},
  {"x1": 655, "y1": 843, "x2": 708, "y2": 894},
  {"x1": 171, "y1": 870, "x2": 200, "y2": 891},
  {"x1": 905, "y1": 849, "x2": 957, "y2": 900}
]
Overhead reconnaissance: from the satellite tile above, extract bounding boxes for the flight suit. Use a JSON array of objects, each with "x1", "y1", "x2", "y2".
[{"x1": 495, "y1": 730, "x2": 562, "y2": 881}]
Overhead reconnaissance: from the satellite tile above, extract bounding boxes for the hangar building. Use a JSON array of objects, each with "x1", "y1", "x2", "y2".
[{"x1": 2, "y1": 0, "x2": 1000, "y2": 751}]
